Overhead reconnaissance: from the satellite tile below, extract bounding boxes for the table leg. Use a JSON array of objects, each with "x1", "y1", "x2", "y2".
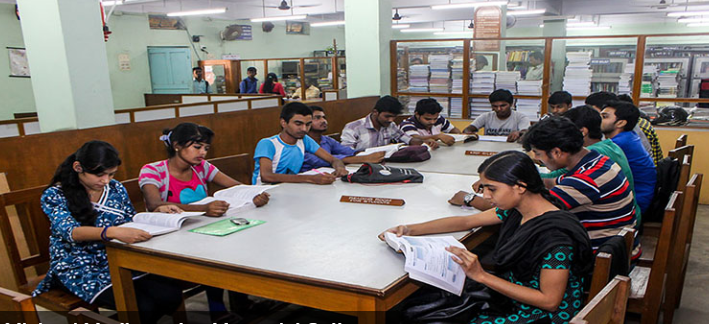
[
  {"x1": 357, "y1": 311, "x2": 386, "y2": 324},
  {"x1": 108, "y1": 253, "x2": 141, "y2": 324}
]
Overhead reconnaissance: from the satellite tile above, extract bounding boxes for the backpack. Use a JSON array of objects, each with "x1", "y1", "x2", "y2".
[{"x1": 644, "y1": 157, "x2": 680, "y2": 223}]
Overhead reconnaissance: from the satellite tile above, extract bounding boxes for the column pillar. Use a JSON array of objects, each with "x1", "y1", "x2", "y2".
[
  {"x1": 17, "y1": 0, "x2": 115, "y2": 132},
  {"x1": 344, "y1": 0, "x2": 392, "y2": 98},
  {"x1": 543, "y1": 19, "x2": 567, "y2": 92}
]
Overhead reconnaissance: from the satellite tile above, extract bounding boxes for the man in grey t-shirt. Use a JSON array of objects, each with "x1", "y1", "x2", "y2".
[{"x1": 463, "y1": 89, "x2": 531, "y2": 142}]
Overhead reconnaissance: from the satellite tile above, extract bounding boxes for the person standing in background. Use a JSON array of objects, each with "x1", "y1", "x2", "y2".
[
  {"x1": 240, "y1": 67, "x2": 259, "y2": 94},
  {"x1": 193, "y1": 67, "x2": 211, "y2": 94}
]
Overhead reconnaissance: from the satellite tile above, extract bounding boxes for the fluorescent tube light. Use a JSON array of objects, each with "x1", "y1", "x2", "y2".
[
  {"x1": 687, "y1": 23, "x2": 709, "y2": 27},
  {"x1": 507, "y1": 9, "x2": 546, "y2": 16},
  {"x1": 311, "y1": 20, "x2": 345, "y2": 27},
  {"x1": 567, "y1": 26, "x2": 611, "y2": 30},
  {"x1": 392, "y1": 24, "x2": 411, "y2": 29},
  {"x1": 251, "y1": 15, "x2": 307, "y2": 22},
  {"x1": 101, "y1": 0, "x2": 122, "y2": 6},
  {"x1": 678, "y1": 18, "x2": 709, "y2": 23},
  {"x1": 167, "y1": 8, "x2": 227, "y2": 17},
  {"x1": 431, "y1": 1, "x2": 508, "y2": 10},
  {"x1": 400, "y1": 28, "x2": 445, "y2": 33},
  {"x1": 667, "y1": 11, "x2": 709, "y2": 17}
]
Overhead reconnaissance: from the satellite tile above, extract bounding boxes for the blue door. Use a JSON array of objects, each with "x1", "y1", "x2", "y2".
[{"x1": 147, "y1": 47, "x2": 192, "y2": 93}]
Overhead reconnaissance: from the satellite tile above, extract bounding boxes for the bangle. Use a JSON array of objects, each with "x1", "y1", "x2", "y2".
[{"x1": 101, "y1": 226, "x2": 110, "y2": 242}]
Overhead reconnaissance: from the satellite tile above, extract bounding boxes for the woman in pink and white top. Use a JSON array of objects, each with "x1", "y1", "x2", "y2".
[{"x1": 139, "y1": 123, "x2": 269, "y2": 217}]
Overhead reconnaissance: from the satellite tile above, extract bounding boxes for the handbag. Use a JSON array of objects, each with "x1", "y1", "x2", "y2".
[
  {"x1": 341, "y1": 163, "x2": 423, "y2": 183},
  {"x1": 386, "y1": 145, "x2": 431, "y2": 163}
]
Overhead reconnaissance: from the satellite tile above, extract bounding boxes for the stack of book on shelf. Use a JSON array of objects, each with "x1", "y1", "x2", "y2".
[
  {"x1": 429, "y1": 55, "x2": 451, "y2": 93},
  {"x1": 516, "y1": 100, "x2": 540, "y2": 121},
  {"x1": 407, "y1": 97, "x2": 427, "y2": 114},
  {"x1": 506, "y1": 51, "x2": 530, "y2": 62},
  {"x1": 618, "y1": 63, "x2": 634, "y2": 95},
  {"x1": 397, "y1": 67, "x2": 408, "y2": 92},
  {"x1": 450, "y1": 98, "x2": 463, "y2": 118},
  {"x1": 656, "y1": 68, "x2": 680, "y2": 98},
  {"x1": 318, "y1": 77, "x2": 332, "y2": 91},
  {"x1": 470, "y1": 98, "x2": 491, "y2": 119},
  {"x1": 641, "y1": 65, "x2": 659, "y2": 98},
  {"x1": 495, "y1": 71, "x2": 520, "y2": 93},
  {"x1": 516, "y1": 80, "x2": 542, "y2": 95},
  {"x1": 436, "y1": 97, "x2": 451, "y2": 117},
  {"x1": 564, "y1": 52, "x2": 593, "y2": 96},
  {"x1": 451, "y1": 58, "x2": 464, "y2": 94},
  {"x1": 471, "y1": 72, "x2": 496, "y2": 94},
  {"x1": 409, "y1": 65, "x2": 430, "y2": 92}
]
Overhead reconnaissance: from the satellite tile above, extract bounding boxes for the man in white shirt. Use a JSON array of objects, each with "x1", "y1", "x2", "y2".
[
  {"x1": 463, "y1": 89, "x2": 531, "y2": 142},
  {"x1": 525, "y1": 51, "x2": 544, "y2": 81}
]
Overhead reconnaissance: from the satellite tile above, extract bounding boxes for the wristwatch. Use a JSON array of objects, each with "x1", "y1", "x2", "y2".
[{"x1": 463, "y1": 192, "x2": 476, "y2": 206}]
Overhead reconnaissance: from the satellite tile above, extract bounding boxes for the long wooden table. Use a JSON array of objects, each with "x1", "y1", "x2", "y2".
[
  {"x1": 107, "y1": 172, "x2": 495, "y2": 324},
  {"x1": 384, "y1": 140, "x2": 524, "y2": 175}
]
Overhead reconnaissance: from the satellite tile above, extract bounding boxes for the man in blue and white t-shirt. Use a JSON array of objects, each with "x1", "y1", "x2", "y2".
[{"x1": 252, "y1": 102, "x2": 348, "y2": 185}]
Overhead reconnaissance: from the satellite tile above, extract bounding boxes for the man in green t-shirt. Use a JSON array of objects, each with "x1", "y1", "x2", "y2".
[{"x1": 540, "y1": 105, "x2": 641, "y2": 224}]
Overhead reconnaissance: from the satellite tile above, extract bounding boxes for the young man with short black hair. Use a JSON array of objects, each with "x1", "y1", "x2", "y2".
[
  {"x1": 192, "y1": 67, "x2": 211, "y2": 94},
  {"x1": 300, "y1": 106, "x2": 385, "y2": 172},
  {"x1": 600, "y1": 101, "x2": 656, "y2": 215},
  {"x1": 522, "y1": 116, "x2": 639, "y2": 256},
  {"x1": 463, "y1": 89, "x2": 530, "y2": 142},
  {"x1": 240, "y1": 67, "x2": 259, "y2": 94},
  {"x1": 399, "y1": 98, "x2": 462, "y2": 146},
  {"x1": 341, "y1": 95, "x2": 428, "y2": 151},
  {"x1": 252, "y1": 102, "x2": 347, "y2": 185},
  {"x1": 547, "y1": 91, "x2": 573, "y2": 117}
]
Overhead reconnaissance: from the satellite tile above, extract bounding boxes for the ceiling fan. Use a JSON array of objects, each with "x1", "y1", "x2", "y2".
[
  {"x1": 392, "y1": 8, "x2": 403, "y2": 20},
  {"x1": 264, "y1": 0, "x2": 320, "y2": 11}
]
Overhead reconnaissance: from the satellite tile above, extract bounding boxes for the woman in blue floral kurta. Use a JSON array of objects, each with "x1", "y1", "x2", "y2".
[{"x1": 32, "y1": 141, "x2": 183, "y2": 324}]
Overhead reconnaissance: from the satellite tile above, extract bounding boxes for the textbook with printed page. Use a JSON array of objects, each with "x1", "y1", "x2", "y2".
[
  {"x1": 384, "y1": 232, "x2": 467, "y2": 296},
  {"x1": 190, "y1": 185, "x2": 277, "y2": 216},
  {"x1": 119, "y1": 211, "x2": 205, "y2": 235},
  {"x1": 359, "y1": 143, "x2": 406, "y2": 159}
]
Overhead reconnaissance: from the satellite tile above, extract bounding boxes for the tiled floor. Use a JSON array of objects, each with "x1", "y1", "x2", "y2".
[{"x1": 38, "y1": 205, "x2": 709, "y2": 323}]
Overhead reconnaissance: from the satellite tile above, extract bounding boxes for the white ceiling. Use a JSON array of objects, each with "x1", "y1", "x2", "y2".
[{"x1": 8, "y1": 0, "x2": 709, "y2": 28}]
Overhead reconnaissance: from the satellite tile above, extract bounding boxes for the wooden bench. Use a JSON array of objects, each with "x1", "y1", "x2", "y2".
[
  {"x1": 587, "y1": 228, "x2": 634, "y2": 303},
  {"x1": 68, "y1": 307, "x2": 122, "y2": 324},
  {"x1": 674, "y1": 134, "x2": 687, "y2": 149},
  {"x1": 663, "y1": 173, "x2": 703, "y2": 324},
  {"x1": 207, "y1": 153, "x2": 253, "y2": 192},
  {"x1": 122, "y1": 178, "x2": 145, "y2": 212},
  {"x1": 627, "y1": 191, "x2": 681, "y2": 324},
  {"x1": 0, "y1": 287, "x2": 40, "y2": 324},
  {"x1": 570, "y1": 276, "x2": 631, "y2": 324},
  {"x1": 325, "y1": 132, "x2": 341, "y2": 142}
]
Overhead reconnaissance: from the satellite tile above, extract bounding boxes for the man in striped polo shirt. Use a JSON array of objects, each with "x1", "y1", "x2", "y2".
[{"x1": 522, "y1": 116, "x2": 640, "y2": 257}]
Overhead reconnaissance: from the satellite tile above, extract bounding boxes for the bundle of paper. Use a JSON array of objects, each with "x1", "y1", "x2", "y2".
[{"x1": 191, "y1": 185, "x2": 277, "y2": 216}]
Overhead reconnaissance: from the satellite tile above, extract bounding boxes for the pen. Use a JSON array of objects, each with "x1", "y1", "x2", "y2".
[{"x1": 310, "y1": 168, "x2": 328, "y2": 176}]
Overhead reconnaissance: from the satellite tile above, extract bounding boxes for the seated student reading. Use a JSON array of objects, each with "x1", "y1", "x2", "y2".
[
  {"x1": 300, "y1": 106, "x2": 385, "y2": 172},
  {"x1": 547, "y1": 91, "x2": 573, "y2": 117},
  {"x1": 463, "y1": 89, "x2": 530, "y2": 142},
  {"x1": 140, "y1": 123, "x2": 269, "y2": 216},
  {"x1": 399, "y1": 98, "x2": 463, "y2": 146},
  {"x1": 34, "y1": 141, "x2": 183, "y2": 324},
  {"x1": 600, "y1": 101, "x2": 656, "y2": 216},
  {"x1": 253, "y1": 102, "x2": 348, "y2": 185},
  {"x1": 522, "y1": 117, "x2": 640, "y2": 257},
  {"x1": 341, "y1": 95, "x2": 430, "y2": 151},
  {"x1": 380, "y1": 151, "x2": 592, "y2": 324}
]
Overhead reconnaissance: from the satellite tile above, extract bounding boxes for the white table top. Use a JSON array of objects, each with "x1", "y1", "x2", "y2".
[
  {"x1": 384, "y1": 140, "x2": 524, "y2": 175},
  {"x1": 126, "y1": 172, "x2": 481, "y2": 292}
]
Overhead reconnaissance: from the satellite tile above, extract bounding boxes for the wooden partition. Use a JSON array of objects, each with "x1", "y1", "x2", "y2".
[{"x1": 0, "y1": 97, "x2": 377, "y2": 191}]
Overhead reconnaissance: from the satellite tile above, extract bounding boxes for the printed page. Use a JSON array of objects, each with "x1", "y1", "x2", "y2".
[
  {"x1": 119, "y1": 222, "x2": 176, "y2": 236},
  {"x1": 477, "y1": 135, "x2": 509, "y2": 142},
  {"x1": 214, "y1": 185, "x2": 278, "y2": 202},
  {"x1": 447, "y1": 134, "x2": 475, "y2": 142},
  {"x1": 359, "y1": 143, "x2": 405, "y2": 158},
  {"x1": 395, "y1": 235, "x2": 466, "y2": 296},
  {"x1": 132, "y1": 211, "x2": 204, "y2": 228}
]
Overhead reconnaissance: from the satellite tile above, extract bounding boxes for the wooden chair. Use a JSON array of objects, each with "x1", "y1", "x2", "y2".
[
  {"x1": 587, "y1": 228, "x2": 635, "y2": 302},
  {"x1": 570, "y1": 276, "x2": 631, "y2": 324},
  {"x1": 662, "y1": 173, "x2": 703, "y2": 324},
  {"x1": 122, "y1": 178, "x2": 146, "y2": 213},
  {"x1": 627, "y1": 191, "x2": 681, "y2": 324},
  {"x1": 0, "y1": 185, "x2": 96, "y2": 313},
  {"x1": 674, "y1": 134, "x2": 687, "y2": 149},
  {"x1": 68, "y1": 307, "x2": 122, "y2": 324},
  {"x1": 0, "y1": 287, "x2": 40, "y2": 324},
  {"x1": 668, "y1": 145, "x2": 694, "y2": 176},
  {"x1": 207, "y1": 153, "x2": 253, "y2": 191},
  {"x1": 326, "y1": 132, "x2": 341, "y2": 142}
]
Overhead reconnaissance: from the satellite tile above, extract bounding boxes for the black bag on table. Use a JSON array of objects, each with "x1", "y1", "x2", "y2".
[
  {"x1": 341, "y1": 163, "x2": 423, "y2": 184},
  {"x1": 386, "y1": 145, "x2": 431, "y2": 163}
]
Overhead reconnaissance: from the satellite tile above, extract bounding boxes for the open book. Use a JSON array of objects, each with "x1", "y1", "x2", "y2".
[
  {"x1": 119, "y1": 211, "x2": 205, "y2": 235},
  {"x1": 384, "y1": 232, "x2": 467, "y2": 296},
  {"x1": 358, "y1": 143, "x2": 406, "y2": 159},
  {"x1": 191, "y1": 185, "x2": 277, "y2": 216},
  {"x1": 477, "y1": 135, "x2": 509, "y2": 142},
  {"x1": 446, "y1": 134, "x2": 477, "y2": 143}
]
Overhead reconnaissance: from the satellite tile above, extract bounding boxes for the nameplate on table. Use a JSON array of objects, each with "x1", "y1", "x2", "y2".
[
  {"x1": 340, "y1": 195, "x2": 405, "y2": 206},
  {"x1": 465, "y1": 150, "x2": 497, "y2": 157}
]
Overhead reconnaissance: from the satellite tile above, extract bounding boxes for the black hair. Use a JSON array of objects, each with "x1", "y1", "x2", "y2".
[
  {"x1": 617, "y1": 94, "x2": 634, "y2": 104},
  {"x1": 585, "y1": 91, "x2": 618, "y2": 109},
  {"x1": 605, "y1": 100, "x2": 639, "y2": 132},
  {"x1": 192, "y1": 67, "x2": 202, "y2": 72},
  {"x1": 373, "y1": 95, "x2": 404, "y2": 115},
  {"x1": 263, "y1": 72, "x2": 278, "y2": 94},
  {"x1": 281, "y1": 102, "x2": 313, "y2": 122},
  {"x1": 310, "y1": 105, "x2": 324, "y2": 112},
  {"x1": 529, "y1": 51, "x2": 544, "y2": 61},
  {"x1": 562, "y1": 105, "x2": 603, "y2": 140},
  {"x1": 478, "y1": 151, "x2": 566, "y2": 210},
  {"x1": 411, "y1": 58, "x2": 423, "y2": 64},
  {"x1": 548, "y1": 91, "x2": 572, "y2": 105},
  {"x1": 247, "y1": 67, "x2": 257, "y2": 73},
  {"x1": 489, "y1": 89, "x2": 514, "y2": 105},
  {"x1": 475, "y1": 55, "x2": 488, "y2": 66},
  {"x1": 522, "y1": 116, "x2": 584, "y2": 154},
  {"x1": 49, "y1": 141, "x2": 122, "y2": 226},
  {"x1": 161, "y1": 123, "x2": 214, "y2": 158},
  {"x1": 415, "y1": 98, "x2": 443, "y2": 115}
]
